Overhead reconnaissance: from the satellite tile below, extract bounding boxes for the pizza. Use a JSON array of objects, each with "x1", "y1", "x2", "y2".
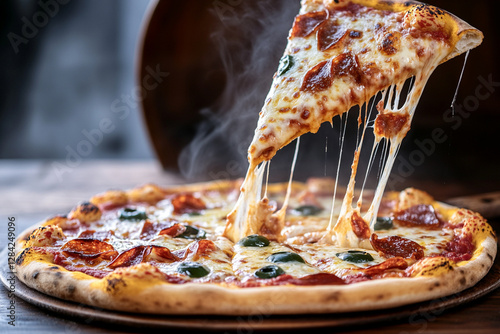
[
  {"x1": 14, "y1": 0, "x2": 496, "y2": 316},
  {"x1": 14, "y1": 180, "x2": 496, "y2": 314},
  {"x1": 226, "y1": 0, "x2": 484, "y2": 247}
]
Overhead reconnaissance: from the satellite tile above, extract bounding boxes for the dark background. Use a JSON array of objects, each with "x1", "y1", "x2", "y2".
[{"x1": 1, "y1": 0, "x2": 499, "y2": 195}]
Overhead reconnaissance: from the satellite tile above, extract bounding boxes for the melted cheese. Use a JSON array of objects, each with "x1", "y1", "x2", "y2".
[{"x1": 226, "y1": 0, "x2": 464, "y2": 248}]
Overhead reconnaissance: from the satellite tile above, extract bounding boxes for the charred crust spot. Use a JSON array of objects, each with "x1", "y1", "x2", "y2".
[
  {"x1": 49, "y1": 266, "x2": 59, "y2": 270},
  {"x1": 487, "y1": 252, "x2": 493, "y2": 261},
  {"x1": 67, "y1": 285, "x2": 76, "y2": 294},
  {"x1": 326, "y1": 291, "x2": 340, "y2": 301},
  {"x1": 55, "y1": 272, "x2": 63, "y2": 279},
  {"x1": 79, "y1": 202, "x2": 100, "y2": 215},
  {"x1": 53, "y1": 280, "x2": 59, "y2": 287},
  {"x1": 32, "y1": 271, "x2": 39, "y2": 279},
  {"x1": 106, "y1": 277, "x2": 126, "y2": 293},
  {"x1": 459, "y1": 277, "x2": 467, "y2": 286},
  {"x1": 16, "y1": 248, "x2": 30, "y2": 265},
  {"x1": 23, "y1": 274, "x2": 27, "y2": 280}
]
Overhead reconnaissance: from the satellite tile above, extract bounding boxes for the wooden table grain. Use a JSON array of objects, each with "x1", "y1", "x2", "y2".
[{"x1": 1, "y1": 160, "x2": 499, "y2": 334}]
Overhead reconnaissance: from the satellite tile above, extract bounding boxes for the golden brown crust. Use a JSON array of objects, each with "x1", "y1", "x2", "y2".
[
  {"x1": 15, "y1": 179, "x2": 497, "y2": 315},
  {"x1": 16, "y1": 231, "x2": 495, "y2": 315}
]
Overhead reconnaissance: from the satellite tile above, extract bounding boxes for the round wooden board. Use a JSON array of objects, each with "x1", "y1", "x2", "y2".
[{"x1": 2, "y1": 247, "x2": 500, "y2": 331}]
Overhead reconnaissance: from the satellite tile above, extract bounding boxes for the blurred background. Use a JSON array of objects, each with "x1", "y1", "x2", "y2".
[
  {"x1": 1, "y1": 0, "x2": 153, "y2": 160},
  {"x1": 1, "y1": 0, "x2": 499, "y2": 193}
]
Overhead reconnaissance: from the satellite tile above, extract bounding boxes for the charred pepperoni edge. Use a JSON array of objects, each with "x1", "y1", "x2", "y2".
[
  {"x1": 170, "y1": 193, "x2": 206, "y2": 215},
  {"x1": 392, "y1": 204, "x2": 444, "y2": 229},
  {"x1": 351, "y1": 212, "x2": 371, "y2": 239},
  {"x1": 290, "y1": 10, "x2": 328, "y2": 38},
  {"x1": 442, "y1": 234, "x2": 474, "y2": 262},
  {"x1": 371, "y1": 234, "x2": 425, "y2": 260}
]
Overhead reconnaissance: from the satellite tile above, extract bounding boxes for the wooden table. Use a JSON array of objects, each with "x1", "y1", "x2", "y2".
[{"x1": 1, "y1": 160, "x2": 499, "y2": 333}]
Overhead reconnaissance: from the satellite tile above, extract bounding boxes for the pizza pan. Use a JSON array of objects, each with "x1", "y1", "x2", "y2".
[{"x1": 1, "y1": 246, "x2": 499, "y2": 331}]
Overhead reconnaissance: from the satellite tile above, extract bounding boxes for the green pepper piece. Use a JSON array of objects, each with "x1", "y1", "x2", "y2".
[
  {"x1": 374, "y1": 217, "x2": 394, "y2": 230},
  {"x1": 177, "y1": 262, "x2": 210, "y2": 278},
  {"x1": 336, "y1": 251, "x2": 374, "y2": 263},
  {"x1": 176, "y1": 225, "x2": 206, "y2": 239},
  {"x1": 119, "y1": 207, "x2": 148, "y2": 221},
  {"x1": 267, "y1": 251, "x2": 305, "y2": 264},
  {"x1": 237, "y1": 234, "x2": 270, "y2": 247},
  {"x1": 277, "y1": 55, "x2": 294, "y2": 76},
  {"x1": 292, "y1": 205, "x2": 323, "y2": 216},
  {"x1": 254, "y1": 265, "x2": 285, "y2": 279}
]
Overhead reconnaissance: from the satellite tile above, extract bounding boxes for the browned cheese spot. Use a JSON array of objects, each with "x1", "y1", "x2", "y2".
[{"x1": 379, "y1": 31, "x2": 401, "y2": 55}]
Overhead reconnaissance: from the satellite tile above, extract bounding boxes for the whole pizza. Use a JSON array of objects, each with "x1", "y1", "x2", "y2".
[{"x1": 15, "y1": 0, "x2": 496, "y2": 316}]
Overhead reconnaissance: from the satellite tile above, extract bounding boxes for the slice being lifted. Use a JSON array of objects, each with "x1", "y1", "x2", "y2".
[{"x1": 224, "y1": 0, "x2": 483, "y2": 244}]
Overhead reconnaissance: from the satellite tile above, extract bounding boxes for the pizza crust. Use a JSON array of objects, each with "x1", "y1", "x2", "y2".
[
  {"x1": 15, "y1": 179, "x2": 497, "y2": 315},
  {"x1": 16, "y1": 231, "x2": 495, "y2": 315}
]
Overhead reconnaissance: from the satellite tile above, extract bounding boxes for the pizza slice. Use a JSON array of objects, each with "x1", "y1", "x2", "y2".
[{"x1": 224, "y1": 0, "x2": 483, "y2": 244}]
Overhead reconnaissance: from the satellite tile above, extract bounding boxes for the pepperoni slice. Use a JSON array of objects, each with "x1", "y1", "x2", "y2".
[
  {"x1": 330, "y1": 52, "x2": 362, "y2": 84},
  {"x1": 171, "y1": 193, "x2": 206, "y2": 214},
  {"x1": 291, "y1": 273, "x2": 345, "y2": 285},
  {"x1": 317, "y1": 20, "x2": 347, "y2": 51},
  {"x1": 351, "y1": 212, "x2": 371, "y2": 239},
  {"x1": 144, "y1": 245, "x2": 178, "y2": 263},
  {"x1": 370, "y1": 234, "x2": 424, "y2": 260},
  {"x1": 361, "y1": 257, "x2": 408, "y2": 277},
  {"x1": 108, "y1": 246, "x2": 148, "y2": 269},
  {"x1": 108, "y1": 245, "x2": 178, "y2": 269},
  {"x1": 140, "y1": 220, "x2": 174, "y2": 239},
  {"x1": 301, "y1": 60, "x2": 333, "y2": 93},
  {"x1": 393, "y1": 204, "x2": 443, "y2": 229},
  {"x1": 77, "y1": 230, "x2": 113, "y2": 241},
  {"x1": 374, "y1": 109, "x2": 410, "y2": 139},
  {"x1": 443, "y1": 234, "x2": 474, "y2": 262},
  {"x1": 178, "y1": 240, "x2": 217, "y2": 261},
  {"x1": 238, "y1": 273, "x2": 345, "y2": 287},
  {"x1": 159, "y1": 223, "x2": 186, "y2": 237},
  {"x1": 61, "y1": 239, "x2": 116, "y2": 257},
  {"x1": 291, "y1": 10, "x2": 328, "y2": 38}
]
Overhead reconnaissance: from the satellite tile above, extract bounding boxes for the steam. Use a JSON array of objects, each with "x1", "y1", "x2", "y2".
[{"x1": 178, "y1": 1, "x2": 300, "y2": 180}]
